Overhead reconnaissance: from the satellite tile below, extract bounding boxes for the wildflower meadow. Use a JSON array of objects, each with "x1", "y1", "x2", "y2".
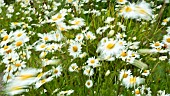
[{"x1": 0, "y1": 0, "x2": 170, "y2": 96}]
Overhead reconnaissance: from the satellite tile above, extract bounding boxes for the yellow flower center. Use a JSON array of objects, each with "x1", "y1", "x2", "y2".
[
  {"x1": 11, "y1": 86, "x2": 22, "y2": 91},
  {"x1": 59, "y1": 27, "x2": 65, "y2": 31},
  {"x1": 17, "y1": 33, "x2": 22, "y2": 37},
  {"x1": 131, "y1": 53, "x2": 135, "y2": 57},
  {"x1": 56, "y1": 34, "x2": 59, "y2": 38},
  {"x1": 54, "y1": 69, "x2": 58, "y2": 74},
  {"x1": 119, "y1": 41, "x2": 123, "y2": 45},
  {"x1": 120, "y1": 9, "x2": 123, "y2": 13},
  {"x1": 130, "y1": 77, "x2": 136, "y2": 83},
  {"x1": 86, "y1": 70, "x2": 90, "y2": 73},
  {"x1": 3, "y1": 35, "x2": 8, "y2": 41},
  {"x1": 19, "y1": 74, "x2": 34, "y2": 80},
  {"x1": 68, "y1": 0, "x2": 73, "y2": 3},
  {"x1": 40, "y1": 44, "x2": 46, "y2": 48},
  {"x1": 139, "y1": 9, "x2": 147, "y2": 14},
  {"x1": 78, "y1": 36, "x2": 81, "y2": 39},
  {"x1": 15, "y1": 63, "x2": 21, "y2": 67},
  {"x1": 23, "y1": 24, "x2": 27, "y2": 28},
  {"x1": 123, "y1": 73, "x2": 128, "y2": 78},
  {"x1": 72, "y1": 66, "x2": 76, "y2": 70},
  {"x1": 106, "y1": 43, "x2": 115, "y2": 49},
  {"x1": 7, "y1": 75, "x2": 11, "y2": 80},
  {"x1": 90, "y1": 59, "x2": 95, "y2": 64},
  {"x1": 8, "y1": 66, "x2": 12, "y2": 71},
  {"x1": 6, "y1": 49, "x2": 12, "y2": 54},
  {"x1": 154, "y1": 42, "x2": 160, "y2": 46},
  {"x1": 163, "y1": 19, "x2": 168, "y2": 22},
  {"x1": 118, "y1": 0, "x2": 124, "y2": 2},
  {"x1": 156, "y1": 48, "x2": 161, "y2": 51},
  {"x1": 135, "y1": 89, "x2": 140, "y2": 94},
  {"x1": 143, "y1": 70, "x2": 148, "y2": 73},
  {"x1": 0, "y1": 30, "x2": 3, "y2": 33},
  {"x1": 87, "y1": 34, "x2": 91, "y2": 39},
  {"x1": 52, "y1": 14, "x2": 62, "y2": 21},
  {"x1": 125, "y1": 6, "x2": 132, "y2": 12},
  {"x1": 37, "y1": 73, "x2": 43, "y2": 78},
  {"x1": 13, "y1": 22, "x2": 18, "y2": 25},
  {"x1": 41, "y1": 79, "x2": 46, "y2": 83},
  {"x1": 3, "y1": 46, "x2": 8, "y2": 50},
  {"x1": 16, "y1": 41, "x2": 23, "y2": 46},
  {"x1": 121, "y1": 52, "x2": 127, "y2": 57},
  {"x1": 72, "y1": 46, "x2": 78, "y2": 52},
  {"x1": 74, "y1": 21, "x2": 80, "y2": 25},
  {"x1": 166, "y1": 38, "x2": 170, "y2": 43},
  {"x1": 87, "y1": 82, "x2": 91, "y2": 85},
  {"x1": 44, "y1": 37, "x2": 48, "y2": 41}
]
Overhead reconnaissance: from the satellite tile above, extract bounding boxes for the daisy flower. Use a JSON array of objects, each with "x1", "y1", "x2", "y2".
[
  {"x1": 13, "y1": 60, "x2": 26, "y2": 71},
  {"x1": 35, "y1": 77, "x2": 53, "y2": 89},
  {"x1": 10, "y1": 22, "x2": 22, "y2": 29},
  {"x1": 129, "y1": 42, "x2": 140, "y2": 50},
  {"x1": 117, "y1": 50, "x2": 128, "y2": 61},
  {"x1": 157, "y1": 90, "x2": 170, "y2": 96},
  {"x1": 96, "y1": 26, "x2": 109, "y2": 35},
  {"x1": 85, "y1": 79, "x2": 93, "y2": 88},
  {"x1": 135, "y1": 1, "x2": 152, "y2": 20},
  {"x1": 161, "y1": 17, "x2": 170, "y2": 25},
  {"x1": 119, "y1": 69, "x2": 132, "y2": 80},
  {"x1": 3, "y1": 72, "x2": 15, "y2": 83},
  {"x1": 52, "y1": 65, "x2": 62, "y2": 78},
  {"x1": 15, "y1": 68, "x2": 39, "y2": 85},
  {"x1": 140, "y1": 85, "x2": 152, "y2": 96},
  {"x1": 66, "y1": 0, "x2": 74, "y2": 3},
  {"x1": 163, "y1": 34, "x2": 170, "y2": 46},
  {"x1": 35, "y1": 70, "x2": 51, "y2": 82},
  {"x1": 51, "y1": 30, "x2": 63, "y2": 42},
  {"x1": 12, "y1": 29, "x2": 28, "y2": 41},
  {"x1": 104, "y1": 17, "x2": 115, "y2": 24},
  {"x1": 119, "y1": 3, "x2": 138, "y2": 19},
  {"x1": 102, "y1": 39, "x2": 121, "y2": 56},
  {"x1": 141, "y1": 70, "x2": 150, "y2": 76},
  {"x1": 115, "y1": 32, "x2": 127, "y2": 39},
  {"x1": 83, "y1": 66, "x2": 94, "y2": 76},
  {"x1": 86, "y1": 57, "x2": 100, "y2": 68},
  {"x1": 2, "y1": 52, "x2": 19, "y2": 64},
  {"x1": 35, "y1": 42, "x2": 47, "y2": 51},
  {"x1": 69, "y1": 18, "x2": 85, "y2": 29},
  {"x1": 49, "y1": 12, "x2": 67, "y2": 23},
  {"x1": 0, "y1": 31, "x2": 13, "y2": 46},
  {"x1": 5, "y1": 84, "x2": 28, "y2": 96},
  {"x1": 84, "y1": 31, "x2": 96, "y2": 40},
  {"x1": 0, "y1": 45, "x2": 13, "y2": 55},
  {"x1": 57, "y1": 22, "x2": 70, "y2": 31},
  {"x1": 4, "y1": 65, "x2": 15, "y2": 73},
  {"x1": 122, "y1": 75, "x2": 145, "y2": 89},
  {"x1": 38, "y1": 33, "x2": 52, "y2": 42},
  {"x1": 132, "y1": 88, "x2": 141, "y2": 96},
  {"x1": 13, "y1": 38, "x2": 29, "y2": 49},
  {"x1": 116, "y1": 0, "x2": 127, "y2": 4},
  {"x1": 75, "y1": 33, "x2": 84, "y2": 42},
  {"x1": 68, "y1": 41, "x2": 82, "y2": 58},
  {"x1": 69, "y1": 63, "x2": 78, "y2": 72}
]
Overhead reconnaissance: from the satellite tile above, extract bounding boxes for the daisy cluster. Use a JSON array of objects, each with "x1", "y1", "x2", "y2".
[{"x1": 0, "y1": 0, "x2": 170, "y2": 96}]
